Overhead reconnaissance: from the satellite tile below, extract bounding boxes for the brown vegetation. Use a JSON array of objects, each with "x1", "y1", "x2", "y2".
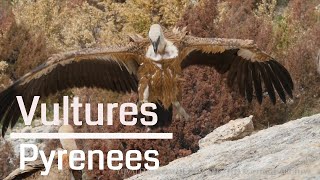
[
  {"x1": 0, "y1": 142, "x2": 18, "y2": 179},
  {"x1": 177, "y1": 0, "x2": 320, "y2": 127},
  {"x1": 0, "y1": 0, "x2": 319, "y2": 179},
  {"x1": 0, "y1": 7, "x2": 52, "y2": 80}
]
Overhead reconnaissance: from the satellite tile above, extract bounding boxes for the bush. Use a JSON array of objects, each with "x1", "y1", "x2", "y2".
[
  {"x1": 0, "y1": 142, "x2": 18, "y2": 179},
  {"x1": 177, "y1": 0, "x2": 320, "y2": 127},
  {"x1": 0, "y1": 20, "x2": 51, "y2": 79}
]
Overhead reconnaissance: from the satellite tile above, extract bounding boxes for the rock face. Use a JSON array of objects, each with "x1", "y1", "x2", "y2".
[
  {"x1": 199, "y1": 115, "x2": 254, "y2": 148},
  {"x1": 4, "y1": 119, "x2": 58, "y2": 157},
  {"x1": 128, "y1": 114, "x2": 320, "y2": 180}
]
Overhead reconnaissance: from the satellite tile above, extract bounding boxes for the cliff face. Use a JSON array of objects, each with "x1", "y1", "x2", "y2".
[
  {"x1": 0, "y1": 0, "x2": 320, "y2": 179},
  {"x1": 129, "y1": 114, "x2": 320, "y2": 180}
]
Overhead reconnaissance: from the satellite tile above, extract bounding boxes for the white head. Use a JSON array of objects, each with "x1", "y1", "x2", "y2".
[{"x1": 148, "y1": 24, "x2": 166, "y2": 54}]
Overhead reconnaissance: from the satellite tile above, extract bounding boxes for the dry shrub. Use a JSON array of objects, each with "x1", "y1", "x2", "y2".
[
  {"x1": 284, "y1": 23, "x2": 320, "y2": 118},
  {"x1": 177, "y1": 0, "x2": 320, "y2": 126},
  {"x1": 14, "y1": 31, "x2": 51, "y2": 77},
  {"x1": 0, "y1": 21, "x2": 52, "y2": 79},
  {"x1": 47, "y1": 1, "x2": 319, "y2": 179},
  {"x1": 0, "y1": 141, "x2": 18, "y2": 179},
  {"x1": 0, "y1": 1, "x2": 15, "y2": 36},
  {"x1": 11, "y1": 0, "x2": 189, "y2": 50},
  {"x1": 289, "y1": 0, "x2": 319, "y2": 29},
  {"x1": 0, "y1": 61, "x2": 11, "y2": 91},
  {"x1": 177, "y1": 0, "x2": 219, "y2": 37},
  {"x1": 0, "y1": 74, "x2": 11, "y2": 91}
]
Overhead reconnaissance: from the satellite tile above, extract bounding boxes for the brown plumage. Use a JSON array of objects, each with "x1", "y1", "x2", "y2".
[
  {"x1": 3, "y1": 159, "x2": 79, "y2": 180},
  {"x1": 0, "y1": 24, "x2": 293, "y2": 135}
]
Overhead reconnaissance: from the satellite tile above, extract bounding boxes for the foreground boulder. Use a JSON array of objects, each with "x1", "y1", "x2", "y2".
[
  {"x1": 129, "y1": 114, "x2": 320, "y2": 179},
  {"x1": 199, "y1": 115, "x2": 254, "y2": 148}
]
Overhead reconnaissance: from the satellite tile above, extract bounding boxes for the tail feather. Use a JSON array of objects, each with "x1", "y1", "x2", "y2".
[{"x1": 153, "y1": 102, "x2": 173, "y2": 127}]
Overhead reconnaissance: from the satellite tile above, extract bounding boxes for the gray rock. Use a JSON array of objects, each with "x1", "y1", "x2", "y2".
[
  {"x1": 4, "y1": 119, "x2": 59, "y2": 157},
  {"x1": 21, "y1": 126, "x2": 32, "y2": 133},
  {"x1": 128, "y1": 113, "x2": 320, "y2": 180},
  {"x1": 199, "y1": 115, "x2": 254, "y2": 148}
]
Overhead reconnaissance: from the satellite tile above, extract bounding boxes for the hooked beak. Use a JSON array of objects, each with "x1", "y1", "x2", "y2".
[
  {"x1": 152, "y1": 42, "x2": 158, "y2": 53},
  {"x1": 151, "y1": 36, "x2": 160, "y2": 54}
]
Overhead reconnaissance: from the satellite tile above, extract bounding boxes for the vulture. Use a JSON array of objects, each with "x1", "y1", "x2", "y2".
[{"x1": 0, "y1": 24, "x2": 293, "y2": 135}]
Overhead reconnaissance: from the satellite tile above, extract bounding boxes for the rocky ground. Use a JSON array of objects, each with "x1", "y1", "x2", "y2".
[
  {"x1": 2, "y1": 113, "x2": 320, "y2": 179},
  {"x1": 129, "y1": 113, "x2": 320, "y2": 180},
  {"x1": 3, "y1": 119, "x2": 59, "y2": 157}
]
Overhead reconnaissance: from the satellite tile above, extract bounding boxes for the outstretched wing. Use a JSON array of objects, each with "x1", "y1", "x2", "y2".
[
  {"x1": 4, "y1": 160, "x2": 82, "y2": 180},
  {"x1": 0, "y1": 44, "x2": 142, "y2": 136},
  {"x1": 180, "y1": 36, "x2": 294, "y2": 104},
  {"x1": 4, "y1": 160, "x2": 45, "y2": 180}
]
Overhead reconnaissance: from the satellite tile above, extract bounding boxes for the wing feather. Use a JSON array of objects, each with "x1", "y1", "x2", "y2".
[
  {"x1": 245, "y1": 62, "x2": 254, "y2": 102},
  {"x1": 237, "y1": 59, "x2": 247, "y2": 97},
  {"x1": 0, "y1": 45, "x2": 141, "y2": 136},
  {"x1": 100, "y1": 62, "x2": 111, "y2": 90},
  {"x1": 257, "y1": 62, "x2": 276, "y2": 104},
  {"x1": 227, "y1": 56, "x2": 241, "y2": 87},
  {"x1": 180, "y1": 36, "x2": 293, "y2": 104},
  {"x1": 105, "y1": 64, "x2": 116, "y2": 91},
  {"x1": 252, "y1": 62, "x2": 263, "y2": 103},
  {"x1": 265, "y1": 63, "x2": 286, "y2": 103},
  {"x1": 268, "y1": 60, "x2": 293, "y2": 98},
  {"x1": 48, "y1": 68, "x2": 58, "y2": 95},
  {"x1": 0, "y1": 88, "x2": 12, "y2": 116},
  {"x1": 1, "y1": 104, "x2": 12, "y2": 133},
  {"x1": 43, "y1": 72, "x2": 51, "y2": 96},
  {"x1": 4, "y1": 160, "x2": 45, "y2": 180},
  {"x1": 271, "y1": 60, "x2": 294, "y2": 90}
]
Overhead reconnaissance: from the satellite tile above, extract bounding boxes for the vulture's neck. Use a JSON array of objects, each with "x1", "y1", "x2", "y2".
[{"x1": 146, "y1": 39, "x2": 178, "y2": 62}]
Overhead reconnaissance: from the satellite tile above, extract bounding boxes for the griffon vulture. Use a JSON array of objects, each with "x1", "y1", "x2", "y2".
[{"x1": 0, "y1": 24, "x2": 293, "y2": 135}]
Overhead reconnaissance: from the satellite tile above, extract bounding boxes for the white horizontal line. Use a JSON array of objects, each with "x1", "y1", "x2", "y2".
[{"x1": 10, "y1": 133, "x2": 173, "y2": 140}]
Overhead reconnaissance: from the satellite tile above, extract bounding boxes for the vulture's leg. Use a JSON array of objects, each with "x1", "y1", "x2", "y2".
[
  {"x1": 137, "y1": 85, "x2": 150, "y2": 133},
  {"x1": 173, "y1": 101, "x2": 190, "y2": 120},
  {"x1": 143, "y1": 85, "x2": 149, "y2": 103},
  {"x1": 137, "y1": 85, "x2": 149, "y2": 109}
]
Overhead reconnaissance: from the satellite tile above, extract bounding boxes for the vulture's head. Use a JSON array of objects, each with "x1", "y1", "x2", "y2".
[{"x1": 148, "y1": 24, "x2": 166, "y2": 54}]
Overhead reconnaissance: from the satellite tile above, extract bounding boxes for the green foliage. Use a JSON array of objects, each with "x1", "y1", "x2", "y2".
[{"x1": 273, "y1": 14, "x2": 291, "y2": 50}]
